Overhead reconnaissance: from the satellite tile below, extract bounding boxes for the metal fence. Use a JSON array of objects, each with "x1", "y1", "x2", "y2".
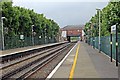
[
  {"x1": 88, "y1": 34, "x2": 120, "y2": 62},
  {"x1": 3, "y1": 35, "x2": 57, "y2": 50}
]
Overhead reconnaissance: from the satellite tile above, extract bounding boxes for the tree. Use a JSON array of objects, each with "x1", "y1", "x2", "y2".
[{"x1": 84, "y1": 1, "x2": 120, "y2": 37}]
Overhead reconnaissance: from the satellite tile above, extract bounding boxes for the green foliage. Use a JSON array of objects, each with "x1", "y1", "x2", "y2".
[
  {"x1": 84, "y1": 1, "x2": 120, "y2": 37},
  {"x1": 2, "y1": 2, "x2": 59, "y2": 39}
]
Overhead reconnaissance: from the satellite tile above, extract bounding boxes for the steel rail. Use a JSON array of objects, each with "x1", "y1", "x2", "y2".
[{"x1": 1, "y1": 43, "x2": 70, "y2": 80}]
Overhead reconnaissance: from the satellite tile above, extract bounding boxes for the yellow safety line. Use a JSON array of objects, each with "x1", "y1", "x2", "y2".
[{"x1": 69, "y1": 43, "x2": 80, "y2": 80}]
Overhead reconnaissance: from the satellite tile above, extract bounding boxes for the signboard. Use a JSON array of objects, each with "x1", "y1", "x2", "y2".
[
  {"x1": 62, "y1": 31, "x2": 67, "y2": 37},
  {"x1": 39, "y1": 36, "x2": 41, "y2": 39},
  {"x1": 111, "y1": 25, "x2": 116, "y2": 34},
  {"x1": 20, "y1": 35, "x2": 24, "y2": 40},
  {"x1": 82, "y1": 30, "x2": 85, "y2": 36}
]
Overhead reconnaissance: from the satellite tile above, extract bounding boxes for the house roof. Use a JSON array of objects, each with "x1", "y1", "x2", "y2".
[{"x1": 61, "y1": 25, "x2": 84, "y2": 30}]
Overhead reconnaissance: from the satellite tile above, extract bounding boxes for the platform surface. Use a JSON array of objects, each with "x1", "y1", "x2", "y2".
[
  {"x1": 51, "y1": 41, "x2": 118, "y2": 79},
  {"x1": 0, "y1": 41, "x2": 67, "y2": 57}
]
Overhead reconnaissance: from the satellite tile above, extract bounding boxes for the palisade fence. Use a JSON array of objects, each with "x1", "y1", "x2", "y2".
[
  {"x1": 4, "y1": 35, "x2": 57, "y2": 50},
  {"x1": 87, "y1": 34, "x2": 120, "y2": 62}
]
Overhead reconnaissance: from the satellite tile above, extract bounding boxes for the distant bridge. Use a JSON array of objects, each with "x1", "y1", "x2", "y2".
[{"x1": 61, "y1": 25, "x2": 84, "y2": 42}]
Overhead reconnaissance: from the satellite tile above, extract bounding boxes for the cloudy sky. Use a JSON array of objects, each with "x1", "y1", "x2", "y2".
[{"x1": 12, "y1": 0, "x2": 109, "y2": 27}]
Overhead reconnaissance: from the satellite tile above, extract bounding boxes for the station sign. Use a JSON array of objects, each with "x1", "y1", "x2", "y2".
[
  {"x1": 111, "y1": 25, "x2": 116, "y2": 34},
  {"x1": 62, "y1": 31, "x2": 67, "y2": 37},
  {"x1": 20, "y1": 35, "x2": 24, "y2": 40},
  {"x1": 39, "y1": 36, "x2": 41, "y2": 39}
]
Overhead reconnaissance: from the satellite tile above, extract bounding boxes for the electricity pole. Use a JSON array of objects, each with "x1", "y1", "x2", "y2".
[{"x1": 96, "y1": 9, "x2": 101, "y2": 53}]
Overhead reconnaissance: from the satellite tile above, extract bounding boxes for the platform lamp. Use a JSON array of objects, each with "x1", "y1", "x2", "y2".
[
  {"x1": 1, "y1": 17, "x2": 6, "y2": 50},
  {"x1": 96, "y1": 8, "x2": 101, "y2": 53}
]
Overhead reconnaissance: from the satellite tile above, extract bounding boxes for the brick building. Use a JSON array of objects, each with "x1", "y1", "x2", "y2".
[{"x1": 61, "y1": 25, "x2": 84, "y2": 42}]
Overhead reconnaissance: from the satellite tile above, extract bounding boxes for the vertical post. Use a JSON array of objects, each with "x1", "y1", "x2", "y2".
[
  {"x1": 88, "y1": 30, "x2": 89, "y2": 45},
  {"x1": 32, "y1": 25, "x2": 34, "y2": 46},
  {"x1": 110, "y1": 33, "x2": 112, "y2": 62},
  {"x1": 90, "y1": 23, "x2": 92, "y2": 46},
  {"x1": 91, "y1": 23, "x2": 94, "y2": 48},
  {"x1": 96, "y1": 9, "x2": 101, "y2": 52},
  {"x1": 45, "y1": 28, "x2": 47, "y2": 44},
  {"x1": 1, "y1": 18, "x2": 4, "y2": 50},
  {"x1": 93, "y1": 25, "x2": 95, "y2": 49},
  {"x1": 98, "y1": 10, "x2": 101, "y2": 53},
  {"x1": 1, "y1": 17, "x2": 5, "y2": 50},
  {"x1": 116, "y1": 24, "x2": 118, "y2": 66},
  {"x1": 93, "y1": 32, "x2": 94, "y2": 49},
  {"x1": 87, "y1": 28, "x2": 90, "y2": 45}
]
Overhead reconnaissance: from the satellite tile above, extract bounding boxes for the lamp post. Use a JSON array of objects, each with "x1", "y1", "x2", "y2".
[
  {"x1": 89, "y1": 22, "x2": 93, "y2": 46},
  {"x1": 116, "y1": 23, "x2": 118, "y2": 66},
  {"x1": 110, "y1": 21, "x2": 113, "y2": 62},
  {"x1": 31, "y1": 25, "x2": 34, "y2": 46},
  {"x1": 90, "y1": 22, "x2": 95, "y2": 48},
  {"x1": 96, "y1": 8, "x2": 101, "y2": 53},
  {"x1": 45, "y1": 28, "x2": 47, "y2": 44},
  {"x1": 1, "y1": 17, "x2": 6, "y2": 50},
  {"x1": 87, "y1": 27, "x2": 90, "y2": 45},
  {"x1": 93, "y1": 23, "x2": 96, "y2": 49}
]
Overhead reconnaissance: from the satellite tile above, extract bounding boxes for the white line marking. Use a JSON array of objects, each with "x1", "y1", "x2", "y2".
[{"x1": 46, "y1": 42, "x2": 78, "y2": 79}]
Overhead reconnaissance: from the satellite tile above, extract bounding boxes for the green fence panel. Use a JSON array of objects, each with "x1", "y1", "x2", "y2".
[
  {"x1": 112, "y1": 35, "x2": 116, "y2": 60},
  {"x1": 94, "y1": 37, "x2": 99, "y2": 49},
  {"x1": 4, "y1": 35, "x2": 57, "y2": 50},
  {"x1": 118, "y1": 34, "x2": 120, "y2": 62},
  {"x1": 101, "y1": 36, "x2": 110, "y2": 56},
  {"x1": 88, "y1": 34, "x2": 120, "y2": 62},
  {"x1": 90, "y1": 38, "x2": 93, "y2": 46}
]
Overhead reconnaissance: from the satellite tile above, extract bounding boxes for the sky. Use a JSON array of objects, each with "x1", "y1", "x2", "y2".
[{"x1": 12, "y1": 0, "x2": 109, "y2": 28}]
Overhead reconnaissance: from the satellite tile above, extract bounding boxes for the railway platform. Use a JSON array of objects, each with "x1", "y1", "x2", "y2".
[
  {"x1": 47, "y1": 41, "x2": 119, "y2": 79},
  {"x1": 0, "y1": 41, "x2": 67, "y2": 57}
]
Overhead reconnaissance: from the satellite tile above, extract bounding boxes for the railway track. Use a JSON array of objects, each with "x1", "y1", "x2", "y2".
[
  {"x1": 1, "y1": 42, "x2": 74, "y2": 80},
  {"x1": 0, "y1": 43, "x2": 67, "y2": 77},
  {"x1": 0, "y1": 43, "x2": 66, "y2": 64},
  {"x1": 0, "y1": 43, "x2": 67, "y2": 69}
]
